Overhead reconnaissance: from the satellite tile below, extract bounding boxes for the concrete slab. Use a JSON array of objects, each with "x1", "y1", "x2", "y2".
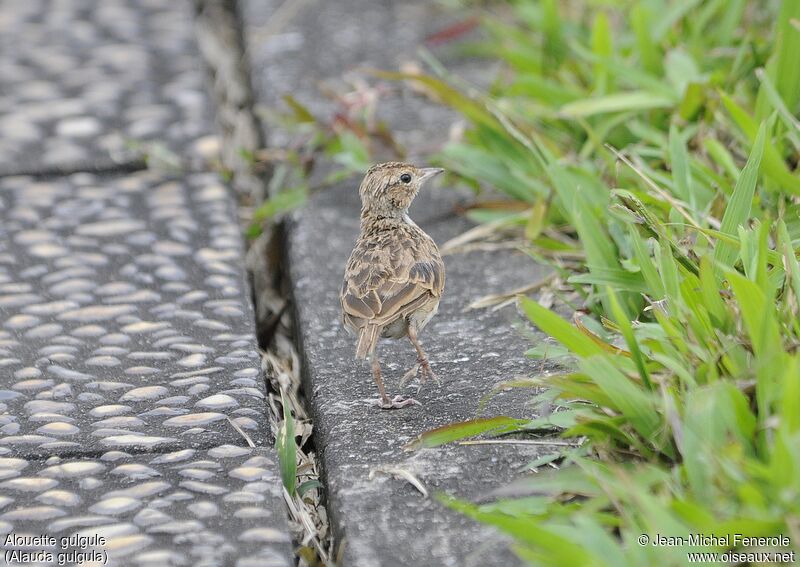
[
  {"x1": 0, "y1": 171, "x2": 270, "y2": 456},
  {"x1": 0, "y1": 0, "x2": 213, "y2": 175},
  {"x1": 287, "y1": 180, "x2": 553, "y2": 567},
  {"x1": 0, "y1": 444, "x2": 290, "y2": 566}
]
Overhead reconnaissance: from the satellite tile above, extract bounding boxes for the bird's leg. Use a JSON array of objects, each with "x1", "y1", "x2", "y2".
[
  {"x1": 371, "y1": 355, "x2": 391, "y2": 406},
  {"x1": 370, "y1": 352, "x2": 419, "y2": 409},
  {"x1": 402, "y1": 326, "x2": 439, "y2": 387}
]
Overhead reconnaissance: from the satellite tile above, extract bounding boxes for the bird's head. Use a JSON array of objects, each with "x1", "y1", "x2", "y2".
[{"x1": 359, "y1": 162, "x2": 444, "y2": 218}]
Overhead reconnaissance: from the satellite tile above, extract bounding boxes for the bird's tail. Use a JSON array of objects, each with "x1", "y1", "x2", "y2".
[{"x1": 355, "y1": 324, "x2": 380, "y2": 359}]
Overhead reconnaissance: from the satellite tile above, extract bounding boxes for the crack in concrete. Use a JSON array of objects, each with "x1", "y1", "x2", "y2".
[{"x1": 193, "y1": 1, "x2": 333, "y2": 564}]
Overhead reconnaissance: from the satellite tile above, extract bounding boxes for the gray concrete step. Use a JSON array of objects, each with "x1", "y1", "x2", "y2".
[
  {"x1": 287, "y1": 178, "x2": 550, "y2": 567},
  {"x1": 0, "y1": 0, "x2": 213, "y2": 175}
]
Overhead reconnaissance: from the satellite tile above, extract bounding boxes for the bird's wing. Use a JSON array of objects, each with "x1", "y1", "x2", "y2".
[{"x1": 341, "y1": 240, "x2": 444, "y2": 331}]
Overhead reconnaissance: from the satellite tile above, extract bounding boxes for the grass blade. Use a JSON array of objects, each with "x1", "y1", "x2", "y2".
[
  {"x1": 713, "y1": 123, "x2": 766, "y2": 274},
  {"x1": 276, "y1": 390, "x2": 297, "y2": 496},
  {"x1": 720, "y1": 92, "x2": 800, "y2": 194},
  {"x1": 404, "y1": 416, "x2": 529, "y2": 451},
  {"x1": 520, "y1": 297, "x2": 605, "y2": 357},
  {"x1": 560, "y1": 91, "x2": 674, "y2": 118}
]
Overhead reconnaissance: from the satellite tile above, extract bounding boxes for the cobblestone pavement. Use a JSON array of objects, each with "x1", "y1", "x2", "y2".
[
  {"x1": 0, "y1": 0, "x2": 212, "y2": 176},
  {"x1": 0, "y1": 172, "x2": 269, "y2": 457},
  {"x1": 0, "y1": 445, "x2": 287, "y2": 566},
  {"x1": 0, "y1": 1, "x2": 292, "y2": 565}
]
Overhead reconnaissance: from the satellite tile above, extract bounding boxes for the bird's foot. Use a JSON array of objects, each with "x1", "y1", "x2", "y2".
[
  {"x1": 372, "y1": 395, "x2": 420, "y2": 410},
  {"x1": 400, "y1": 358, "x2": 440, "y2": 389},
  {"x1": 399, "y1": 363, "x2": 421, "y2": 388},
  {"x1": 419, "y1": 360, "x2": 440, "y2": 385}
]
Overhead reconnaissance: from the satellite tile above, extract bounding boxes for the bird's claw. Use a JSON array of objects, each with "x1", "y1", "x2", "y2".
[
  {"x1": 400, "y1": 363, "x2": 421, "y2": 387},
  {"x1": 422, "y1": 362, "x2": 440, "y2": 385},
  {"x1": 373, "y1": 395, "x2": 421, "y2": 410},
  {"x1": 401, "y1": 358, "x2": 439, "y2": 388}
]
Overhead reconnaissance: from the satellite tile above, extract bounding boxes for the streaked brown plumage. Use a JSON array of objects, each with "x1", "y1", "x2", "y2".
[{"x1": 340, "y1": 162, "x2": 445, "y2": 409}]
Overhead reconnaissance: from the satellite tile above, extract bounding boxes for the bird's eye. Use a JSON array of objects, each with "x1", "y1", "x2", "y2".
[{"x1": 400, "y1": 173, "x2": 412, "y2": 184}]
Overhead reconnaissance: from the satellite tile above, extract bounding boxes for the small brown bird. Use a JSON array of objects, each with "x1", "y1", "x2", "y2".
[{"x1": 340, "y1": 162, "x2": 445, "y2": 409}]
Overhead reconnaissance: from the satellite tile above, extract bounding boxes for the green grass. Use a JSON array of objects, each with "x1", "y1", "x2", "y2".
[{"x1": 393, "y1": 0, "x2": 800, "y2": 564}]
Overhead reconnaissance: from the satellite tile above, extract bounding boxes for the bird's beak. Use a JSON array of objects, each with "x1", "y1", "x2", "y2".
[{"x1": 419, "y1": 167, "x2": 445, "y2": 183}]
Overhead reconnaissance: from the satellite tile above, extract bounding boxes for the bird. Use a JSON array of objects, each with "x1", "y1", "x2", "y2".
[{"x1": 340, "y1": 162, "x2": 445, "y2": 409}]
